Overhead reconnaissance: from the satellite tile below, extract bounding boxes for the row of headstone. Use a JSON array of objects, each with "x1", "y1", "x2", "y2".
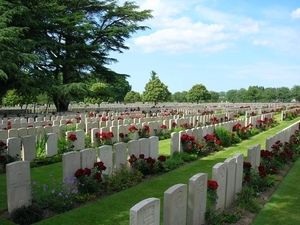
[
  {"x1": 130, "y1": 153, "x2": 245, "y2": 225},
  {"x1": 0, "y1": 112, "x2": 235, "y2": 132},
  {"x1": 1, "y1": 129, "x2": 85, "y2": 161},
  {"x1": 1, "y1": 103, "x2": 297, "y2": 118},
  {"x1": 281, "y1": 108, "x2": 300, "y2": 121},
  {"x1": 265, "y1": 121, "x2": 300, "y2": 150},
  {"x1": 169, "y1": 119, "x2": 251, "y2": 154},
  {"x1": 62, "y1": 136, "x2": 159, "y2": 179}
]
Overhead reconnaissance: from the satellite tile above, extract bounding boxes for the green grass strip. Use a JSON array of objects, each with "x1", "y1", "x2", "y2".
[{"x1": 252, "y1": 158, "x2": 300, "y2": 225}]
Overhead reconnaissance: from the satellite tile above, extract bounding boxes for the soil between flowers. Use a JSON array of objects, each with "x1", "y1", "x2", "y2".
[{"x1": 0, "y1": 162, "x2": 294, "y2": 224}]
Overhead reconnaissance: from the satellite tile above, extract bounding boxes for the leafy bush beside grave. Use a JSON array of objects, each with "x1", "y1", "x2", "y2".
[
  {"x1": 181, "y1": 133, "x2": 222, "y2": 156},
  {"x1": 0, "y1": 141, "x2": 20, "y2": 173}
]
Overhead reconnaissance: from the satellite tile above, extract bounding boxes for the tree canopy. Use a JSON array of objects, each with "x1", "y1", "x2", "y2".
[
  {"x1": 124, "y1": 91, "x2": 141, "y2": 103},
  {"x1": 0, "y1": 0, "x2": 153, "y2": 111},
  {"x1": 142, "y1": 77, "x2": 171, "y2": 105},
  {"x1": 291, "y1": 85, "x2": 300, "y2": 102},
  {"x1": 187, "y1": 84, "x2": 211, "y2": 103}
]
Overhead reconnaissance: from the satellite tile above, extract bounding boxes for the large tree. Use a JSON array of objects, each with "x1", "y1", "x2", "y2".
[
  {"x1": 142, "y1": 77, "x2": 171, "y2": 105},
  {"x1": 277, "y1": 87, "x2": 291, "y2": 102},
  {"x1": 262, "y1": 87, "x2": 277, "y2": 102},
  {"x1": 290, "y1": 85, "x2": 300, "y2": 102},
  {"x1": 124, "y1": 91, "x2": 141, "y2": 103},
  {"x1": 171, "y1": 91, "x2": 188, "y2": 102},
  {"x1": 209, "y1": 91, "x2": 220, "y2": 102},
  {"x1": 236, "y1": 88, "x2": 247, "y2": 102},
  {"x1": 225, "y1": 89, "x2": 237, "y2": 102},
  {"x1": 187, "y1": 84, "x2": 210, "y2": 103},
  {"x1": 1, "y1": 0, "x2": 153, "y2": 111},
  {"x1": 0, "y1": 1, "x2": 38, "y2": 100},
  {"x1": 246, "y1": 86, "x2": 262, "y2": 102}
]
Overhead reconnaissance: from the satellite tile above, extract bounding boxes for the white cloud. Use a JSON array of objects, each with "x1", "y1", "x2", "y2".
[
  {"x1": 253, "y1": 40, "x2": 269, "y2": 46},
  {"x1": 134, "y1": 19, "x2": 229, "y2": 54},
  {"x1": 291, "y1": 8, "x2": 300, "y2": 18},
  {"x1": 236, "y1": 18, "x2": 260, "y2": 34}
]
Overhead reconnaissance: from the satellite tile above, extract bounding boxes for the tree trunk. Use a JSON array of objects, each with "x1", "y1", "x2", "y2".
[{"x1": 53, "y1": 95, "x2": 69, "y2": 112}]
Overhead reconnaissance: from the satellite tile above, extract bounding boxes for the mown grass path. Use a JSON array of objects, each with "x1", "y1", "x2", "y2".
[{"x1": 0, "y1": 116, "x2": 299, "y2": 225}]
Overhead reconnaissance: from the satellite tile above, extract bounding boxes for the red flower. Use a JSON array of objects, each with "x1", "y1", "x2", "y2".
[
  {"x1": 94, "y1": 161, "x2": 107, "y2": 171},
  {"x1": 181, "y1": 134, "x2": 189, "y2": 141},
  {"x1": 66, "y1": 120, "x2": 73, "y2": 125},
  {"x1": 258, "y1": 165, "x2": 265, "y2": 172},
  {"x1": 128, "y1": 126, "x2": 138, "y2": 131},
  {"x1": 74, "y1": 168, "x2": 84, "y2": 177},
  {"x1": 0, "y1": 141, "x2": 7, "y2": 148},
  {"x1": 139, "y1": 154, "x2": 145, "y2": 159},
  {"x1": 128, "y1": 154, "x2": 137, "y2": 163},
  {"x1": 244, "y1": 175, "x2": 251, "y2": 181},
  {"x1": 68, "y1": 133, "x2": 77, "y2": 141},
  {"x1": 0, "y1": 155, "x2": 6, "y2": 163},
  {"x1": 146, "y1": 157, "x2": 155, "y2": 164},
  {"x1": 161, "y1": 124, "x2": 167, "y2": 129},
  {"x1": 259, "y1": 171, "x2": 267, "y2": 178},
  {"x1": 144, "y1": 125, "x2": 150, "y2": 133},
  {"x1": 158, "y1": 155, "x2": 167, "y2": 162},
  {"x1": 243, "y1": 161, "x2": 252, "y2": 168},
  {"x1": 207, "y1": 180, "x2": 218, "y2": 190},
  {"x1": 83, "y1": 168, "x2": 91, "y2": 176},
  {"x1": 119, "y1": 133, "x2": 124, "y2": 138},
  {"x1": 94, "y1": 172, "x2": 102, "y2": 183}
]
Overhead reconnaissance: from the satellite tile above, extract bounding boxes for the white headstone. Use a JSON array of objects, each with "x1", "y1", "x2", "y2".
[
  {"x1": 22, "y1": 136, "x2": 36, "y2": 162},
  {"x1": 6, "y1": 161, "x2": 31, "y2": 213},
  {"x1": 224, "y1": 158, "x2": 236, "y2": 208},
  {"x1": 233, "y1": 153, "x2": 244, "y2": 200},
  {"x1": 187, "y1": 173, "x2": 207, "y2": 225},
  {"x1": 114, "y1": 142, "x2": 127, "y2": 171},
  {"x1": 139, "y1": 138, "x2": 150, "y2": 158},
  {"x1": 149, "y1": 136, "x2": 159, "y2": 160},
  {"x1": 163, "y1": 184, "x2": 187, "y2": 225},
  {"x1": 46, "y1": 133, "x2": 58, "y2": 157},
  {"x1": 62, "y1": 151, "x2": 81, "y2": 181},
  {"x1": 80, "y1": 148, "x2": 96, "y2": 169},
  {"x1": 7, "y1": 137, "x2": 21, "y2": 158},
  {"x1": 98, "y1": 145, "x2": 113, "y2": 176},
  {"x1": 212, "y1": 162, "x2": 227, "y2": 212},
  {"x1": 128, "y1": 140, "x2": 140, "y2": 157},
  {"x1": 130, "y1": 198, "x2": 160, "y2": 225}
]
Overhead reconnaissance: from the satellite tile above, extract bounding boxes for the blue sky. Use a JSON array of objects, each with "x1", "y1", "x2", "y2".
[{"x1": 109, "y1": 0, "x2": 300, "y2": 94}]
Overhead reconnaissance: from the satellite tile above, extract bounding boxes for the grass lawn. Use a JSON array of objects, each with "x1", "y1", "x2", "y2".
[
  {"x1": 252, "y1": 157, "x2": 300, "y2": 225},
  {"x1": 0, "y1": 115, "x2": 299, "y2": 225}
]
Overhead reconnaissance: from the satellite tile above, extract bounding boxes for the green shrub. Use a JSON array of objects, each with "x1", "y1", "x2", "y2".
[
  {"x1": 162, "y1": 152, "x2": 184, "y2": 172},
  {"x1": 231, "y1": 132, "x2": 242, "y2": 144},
  {"x1": 236, "y1": 186, "x2": 261, "y2": 213},
  {"x1": 104, "y1": 164, "x2": 143, "y2": 192},
  {"x1": 250, "y1": 128, "x2": 260, "y2": 136},
  {"x1": 180, "y1": 151, "x2": 198, "y2": 162},
  {"x1": 215, "y1": 126, "x2": 232, "y2": 147}
]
